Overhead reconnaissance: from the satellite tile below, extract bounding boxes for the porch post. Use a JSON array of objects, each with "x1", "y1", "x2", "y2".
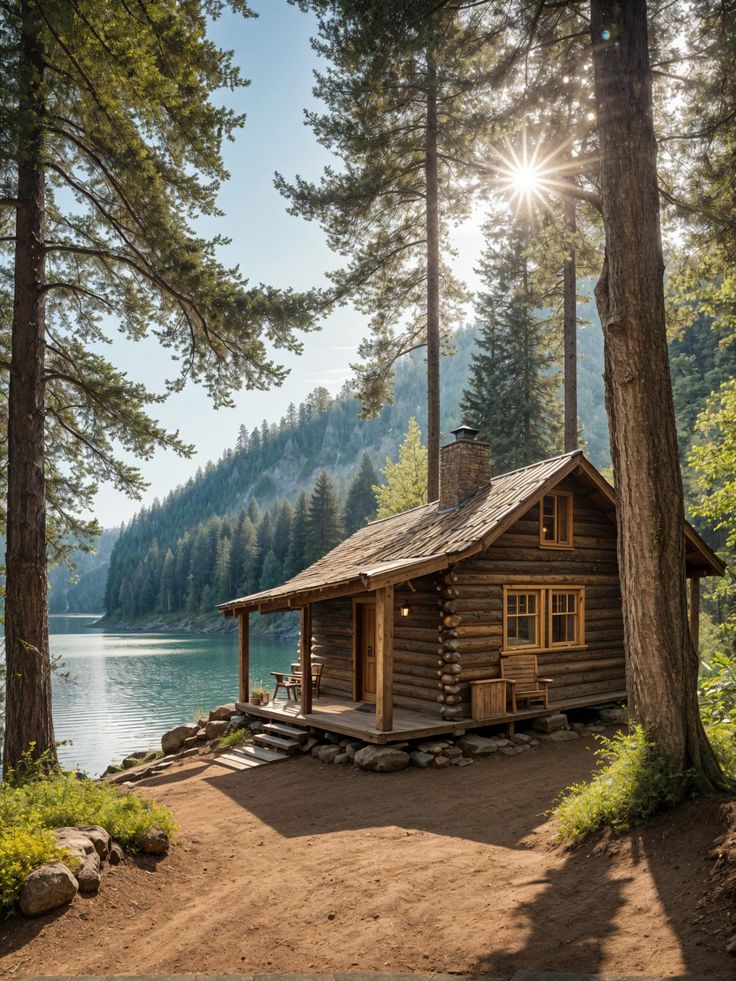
[
  {"x1": 300, "y1": 604, "x2": 313, "y2": 715},
  {"x1": 238, "y1": 611, "x2": 249, "y2": 703},
  {"x1": 375, "y1": 584, "x2": 394, "y2": 732},
  {"x1": 689, "y1": 576, "x2": 700, "y2": 653}
]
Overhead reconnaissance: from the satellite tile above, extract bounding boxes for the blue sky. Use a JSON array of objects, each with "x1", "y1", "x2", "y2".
[{"x1": 94, "y1": 0, "x2": 483, "y2": 527}]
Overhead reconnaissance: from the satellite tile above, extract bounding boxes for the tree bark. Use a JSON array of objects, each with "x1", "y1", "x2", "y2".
[
  {"x1": 425, "y1": 51, "x2": 441, "y2": 502},
  {"x1": 563, "y1": 193, "x2": 577, "y2": 452},
  {"x1": 3, "y1": 1, "x2": 56, "y2": 773},
  {"x1": 589, "y1": 0, "x2": 723, "y2": 790}
]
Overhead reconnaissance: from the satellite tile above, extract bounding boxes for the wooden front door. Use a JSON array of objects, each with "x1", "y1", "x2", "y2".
[{"x1": 357, "y1": 601, "x2": 376, "y2": 702}]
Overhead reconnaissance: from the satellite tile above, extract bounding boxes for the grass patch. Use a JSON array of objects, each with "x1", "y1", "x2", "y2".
[
  {"x1": 218, "y1": 729, "x2": 248, "y2": 749},
  {"x1": 553, "y1": 725, "x2": 678, "y2": 843},
  {"x1": 0, "y1": 750, "x2": 176, "y2": 915}
]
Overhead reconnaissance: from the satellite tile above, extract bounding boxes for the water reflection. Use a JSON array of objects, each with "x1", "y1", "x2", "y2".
[{"x1": 50, "y1": 615, "x2": 295, "y2": 776}]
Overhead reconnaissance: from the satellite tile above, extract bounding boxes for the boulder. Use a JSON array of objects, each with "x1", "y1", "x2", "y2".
[
  {"x1": 205, "y1": 719, "x2": 230, "y2": 740},
  {"x1": 208, "y1": 703, "x2": 237, "y2": 722},
  {"x1": 410, "y1": 750, "x2": 434, "y2": 769},
  {"x1": 532, "y1": 713, "x2": 569, "y2": 734},
  {"x1": 195, "y1": 728, "x2": 208, "y2": 741},
  {"x1": 334, "y1": 752, "x2": 350, "y2": 765},
  {"x1": 318, "y1": 745, "x2": 341, "y2": 764},
  {"x1": 182, "y1": 735, "x2": 199, "y2": 749},
  {"x1": 457, "y1": 734, "x2": 498, "y2": 757},
  {"x1": 108, "y1": 842, "x2": 125, "y2": 866},
  {"x1": 444, "y1": 745, "x2": 463, "y2": 759},
  {"x1": 76, "y1": 851, "x2": 102, "y2": 893},
  {"x1": 499, "y1": 746, "x2": 518, "y2": 756},
  {"x1": 229, "y1": 713, "x2": 249, "y2": 730},
  {"x1": 433, "y1": 755, "x2": 450, "y2": 767},
  {"x1": 599, "y1": 707, "x2": 628, "y2": 724},
  {"x1": 511, "y1": 732, "x2": 533, "y2": 744},
  {"x1": 453, "y1": 757, "x2": 474, "y2": 767},
  {"x1": 353, "y1": 746, "x2": 409, "y2": 772},
  {"x1": 19, "y1": 862, "x2": 78, "y2": 917},
  {"x1": 344, "y1": 742, "x2": 363, "y2": 760},
  {"x1": 545, "y1": 729, "x2": 579, "y2": 742},
  {"x1": 136, "y1": 827, "x2": 169, "y2": 855},
  {"x1": 301, "y1": 737, "x2": 319, "y2": 754},
  {"x1": 76, "y1": 824, "x2": 111, "y2": 859},
  {"x1": 54, "y1": 827, "x2": 96, "y2": 862},
  {"x1": 161, "y1": 723, "x2": 198, "y2": 755}
]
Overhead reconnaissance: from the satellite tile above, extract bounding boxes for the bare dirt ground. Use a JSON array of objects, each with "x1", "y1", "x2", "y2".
[{"x1": 1, "y1": 737, "x2": 734, "y2": 978}]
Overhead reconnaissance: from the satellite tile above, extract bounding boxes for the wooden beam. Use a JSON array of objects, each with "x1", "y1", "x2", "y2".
[
  {"x1": 238, "y1": 611, "x2": 249, "y2": 702},
  {"x1": 689, "y1": 576, "x2": 700, "y2": 653},
  {"x1": 375, "y1": 584, "x2": 394, "y2": 732},
  {"x1": 300, "y1": 604, "x2": 313, "y2": 715}
]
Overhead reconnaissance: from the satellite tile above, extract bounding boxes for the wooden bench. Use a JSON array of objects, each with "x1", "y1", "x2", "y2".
[{"x1": 501, "y1": 654, "x2": 553, "y2": 712}]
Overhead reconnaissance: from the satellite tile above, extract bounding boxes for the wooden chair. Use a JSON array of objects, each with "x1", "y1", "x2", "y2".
[
  {"x1": 271, "y1": 671, "x2": 300, "y2": 701},
  {"x1": 291, "y1": 663, "x2": 324, "y2": 699},
  {"x1": 501, "y1": 654, "x2": 553, "y2": 712}
]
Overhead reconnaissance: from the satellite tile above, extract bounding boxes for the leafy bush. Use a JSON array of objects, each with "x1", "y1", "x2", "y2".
[
  {"x1": 0, "y1": 825, "x2": 69, "y2": 912},
  {"x1": 218, "y1": 729, "x2": 248, "y2": 749},
  {"x1": 0, "y1": 750, "x2": 176, "y2": 914},
  {"x1": 553, "y1": 726, "x2": 678, "y2": 842},
  {"x1": 700, "y1": 650, "x2": 736, "y2": 780}
]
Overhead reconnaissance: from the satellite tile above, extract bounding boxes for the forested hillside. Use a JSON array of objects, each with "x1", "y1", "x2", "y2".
[{"x1": 95, "y1": 293, "x2": 732, "y2": 632}]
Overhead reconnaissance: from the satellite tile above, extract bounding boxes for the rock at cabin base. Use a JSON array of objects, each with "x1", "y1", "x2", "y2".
[
  {"x1": 540, "y1": 729, "x2": 579, "y2": 742},
  {"x1": 410, "y1": 750, "x2": 434, "y2": 768},
  {"x1": 76, "y1": 824, "x2": 111, "y2": 859},
  {"x1": 76, "y1": 851, "x2": 102, "y2": 893},
  {"x1": 318, "y1": 745, "x2": 341, "y2": 763},
  {"x1": 599, "y1": 707, "x2": 628, "y2": 724},
  {"x1": 353, "y1": 746, "x2": 409, "y2": 772},
  {"x1": 229, "y1": 713, "x2": 249, "y2": 730},
  {"x1": 108, "y1": 842, "x2": 125, "y2": 865},
  {"x1": 209, "y1": 703, "x2": 237, "y2": 722},
  {"x1": 532, "y1": 713, "x2": 569, "y2": 734},
  {"x1": 161, "y1": 723, "x2": 198, "y2": 754},
  {"x1": 136, "y1": 827, "x2": 169, "y2": 855},
  {"x1": 457, "y1": 734, "x2": 498, "y2": 757},
  {"x1": 205, "y1": 719, "x2": 230, "y2": 740},
  {"x1": 334, "y1": 752, "x2": 350, "y2": 764},
  {"x1": 511, "y1": 732, "x2": 533, "y2": 744},
  {"x1": 19, "y1": 862, "x2": 78, "y2": 917}
]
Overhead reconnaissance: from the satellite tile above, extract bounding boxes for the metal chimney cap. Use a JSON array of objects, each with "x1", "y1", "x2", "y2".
[{"x1": 451, "y1": 423, "x2": 480, "y2": 442}]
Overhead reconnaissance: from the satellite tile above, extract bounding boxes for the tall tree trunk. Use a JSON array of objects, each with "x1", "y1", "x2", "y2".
[
  {"x1": 563, "y1": 193, "x2": 577, "y2": 452},
  {"x1": 425, "y1": 52, "x2": 441, "y2": 502},
  {"x1": 589, "y1": 0, "x2": 723, "y2": 790},
  {"x1": 3, "y1": 2, "x2": 56, "y2": 773}
]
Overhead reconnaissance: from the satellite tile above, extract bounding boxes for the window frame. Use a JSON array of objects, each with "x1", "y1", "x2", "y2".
[
  {"x1": 503, "y1": 584, "x2": 586, "y2": 654},
  {"x1": 539, "y1": 491, "x2": 574, "y2": 549},
  {"x1": 502, "y1": 587, "x2": 545, "y2": 652}
]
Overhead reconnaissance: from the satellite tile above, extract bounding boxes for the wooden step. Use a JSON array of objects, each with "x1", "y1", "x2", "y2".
[
  {"x1": 262, "y1": 721, "x2": 308, "y2": 743},
  {"x1": 253, "y1": 733, "x2": 301, "y2": 755},
  {"x1": 232, "y1": 744, "x2": 288, "y2": 764}
]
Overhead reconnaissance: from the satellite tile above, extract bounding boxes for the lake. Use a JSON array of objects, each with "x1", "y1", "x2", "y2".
[{"x1": 50, "y1": 615, "x2": 295, "y2": 777}]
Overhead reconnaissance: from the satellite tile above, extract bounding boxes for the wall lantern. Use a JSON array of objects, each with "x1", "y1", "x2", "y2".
[{"x1": 399, "y1": 603, "x2": 411, "y2": 617}]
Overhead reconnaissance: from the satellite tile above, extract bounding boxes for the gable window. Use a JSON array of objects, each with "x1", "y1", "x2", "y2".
[
  {"x1": 504, "y1": 585, "x2": 585, "y2": 652},
  {"x1": 540, "y1": 491, "x2": 574, "y2": 548}
]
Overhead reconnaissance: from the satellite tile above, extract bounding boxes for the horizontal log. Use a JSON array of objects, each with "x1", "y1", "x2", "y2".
[
  {"x1": 443, "y1": 599, "x2": 503, "y2": 614},
  {"x1": 551, "y1": 677, "x2": 626, "y2": 700},
  {"x1": 393, "y1": 672, "x2": 438, "y2": 691},
  {"x1": 393, "y1": 626, "x2": 442, "y2": 642},
  {"x1": 462, "y1": 559, "x2": 619, "y2": 576},
  {"x1": 392, "y1": 636, "x2": 442, "y2": 654},
  {"x1": 393, "y1": 693, "x2": 442, "y2": 716},
  {"x1": 449, "y1": 574, "x2": 621, "y2": 585}
]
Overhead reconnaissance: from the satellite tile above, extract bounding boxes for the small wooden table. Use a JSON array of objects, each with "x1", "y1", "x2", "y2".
[{"x1": 470, "y1": 679, "x2": 510, "y2": 721}]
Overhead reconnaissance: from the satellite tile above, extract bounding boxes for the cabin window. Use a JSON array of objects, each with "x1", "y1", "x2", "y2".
[
  {"x1": 539, "y1": 492, "x2": 574, "y2": 548},
  {"x1": 504, "y1": 589, "x2": 543, "y2": 651},
  {"x1": 504, "y1": 585, "x2": 585, "y2": 652}
]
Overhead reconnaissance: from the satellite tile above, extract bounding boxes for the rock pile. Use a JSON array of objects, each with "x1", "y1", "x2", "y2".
[{"x1": 17, "y1": 823, "x2": 170, "y2": 918}]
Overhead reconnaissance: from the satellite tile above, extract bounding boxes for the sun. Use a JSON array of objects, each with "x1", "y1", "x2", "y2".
[
  {"x1": 493, "y1": 134, "x2": 581, "y2": 217},
  {"x1": 511, "y1": 165, "x2": 541, "y2": 194}
]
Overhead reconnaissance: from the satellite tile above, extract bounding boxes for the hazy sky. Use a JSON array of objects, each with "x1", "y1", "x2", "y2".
[{"x1": 94, "y1": 0, "x2": 484, "y2": 528}]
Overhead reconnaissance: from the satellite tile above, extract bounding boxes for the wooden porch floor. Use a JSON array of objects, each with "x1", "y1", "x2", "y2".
[{"x1": 236, "y1": 690, "x2": 626, "y2": 745}]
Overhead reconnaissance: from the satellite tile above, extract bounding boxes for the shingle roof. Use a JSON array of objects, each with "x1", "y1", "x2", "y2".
[{"x1": 219, "y1": 449, "x2": 724, "y2": 615}]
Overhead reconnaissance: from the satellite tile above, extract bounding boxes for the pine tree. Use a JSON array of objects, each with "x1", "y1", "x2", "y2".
[
  {"x1": 259, "y1": 549, "x2": 282, "y2": 591},
  {"x1": 159, "y1": 549, "x2": 176, "y2": 614},
  {"x1": 285, "y1": 492, "x2": 309, "y2": 579},
  {"x1": 343, "y1": 453, "x2": 378, "y2": 533},
  {"x1": 278, "y1": 4, "x2": 495, "y2": 499},
  {"x1": 374, "y1": 418, "x2": 428, "y2": 518},
  {"x1": 461, "y1": 209, "x2": 562, "y2": 473},
  {"x1": 306, "y1": 472, "x2": 344, "y2": 564},
  {"x1": 273, "y1": 502, "x2": 293, "y2": 564},
  {"x1": 0, "y1": 0, "x2": 318, "y2": 771}
]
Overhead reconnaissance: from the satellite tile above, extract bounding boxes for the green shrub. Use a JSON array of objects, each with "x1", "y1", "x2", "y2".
[
  {"x1": 0, "y1": 825, "x2": 69, "y2": 911},
  {"x1": 553, "y1": 725, "x2": 678, "y2": 842},
  {"x1": 218, "y1": 729, "x2": 248, "y2": 749},
  {"x1": 699, "y1": 651, "x2": 736, "y2": 780},
  {"x1": 0, "y1": 750, "x2": 176, "y2": 914}
]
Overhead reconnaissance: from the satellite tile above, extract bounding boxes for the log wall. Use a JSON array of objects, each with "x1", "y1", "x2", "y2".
[{"x1": 440, "y1": 473, "x2": 625, "y2": 719}]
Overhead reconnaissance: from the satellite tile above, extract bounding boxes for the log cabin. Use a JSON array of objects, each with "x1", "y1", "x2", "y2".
[{"x1": 218, "y1": 426, "x2": 724, "y2": 744}]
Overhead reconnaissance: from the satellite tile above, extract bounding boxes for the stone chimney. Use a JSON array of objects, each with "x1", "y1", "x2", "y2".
[{"x1": 439, "y1": 425, "x2": 491, "y2": 510}]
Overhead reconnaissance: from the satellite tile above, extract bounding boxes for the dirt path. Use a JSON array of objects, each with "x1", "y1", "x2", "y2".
[{"x1": 1, "y1": 738, "x2": 733, "y2": 978}]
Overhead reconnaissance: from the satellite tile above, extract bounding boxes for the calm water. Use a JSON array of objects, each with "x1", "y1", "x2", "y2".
[{"x1": 50, "y1": 615, "x2": 295, "y2": 777}]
